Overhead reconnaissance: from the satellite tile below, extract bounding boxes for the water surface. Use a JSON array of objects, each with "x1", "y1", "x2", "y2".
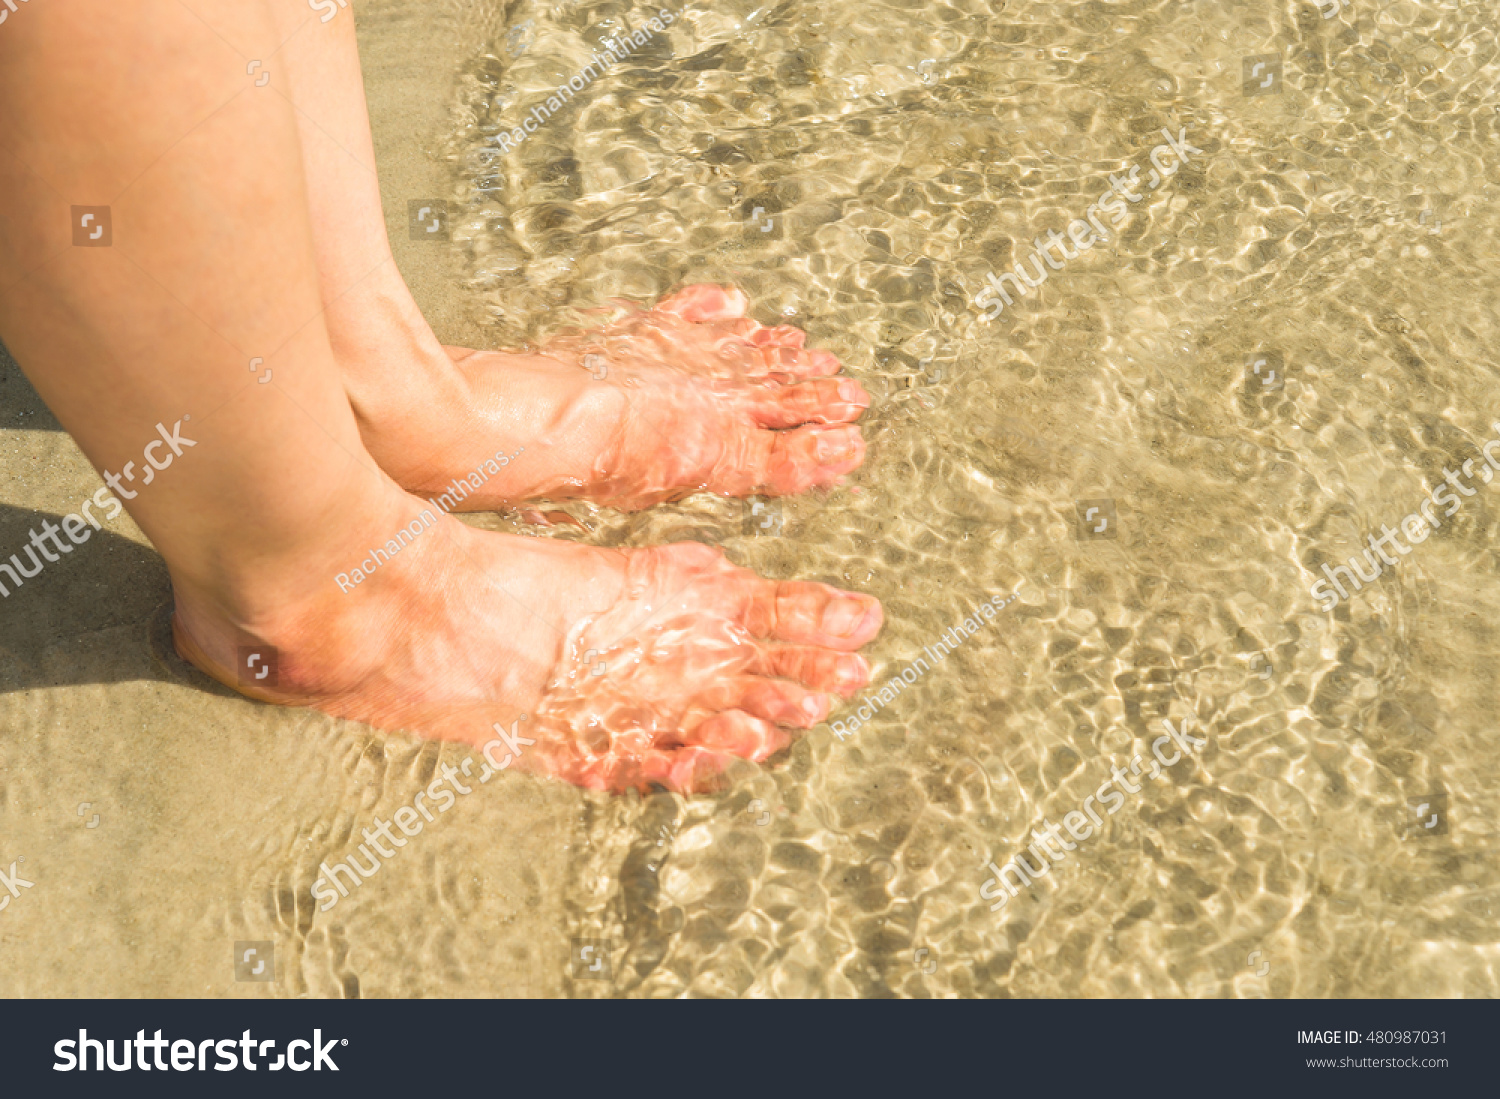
[{"x1": 2, "y1": 0, "x2": 1497, "y2": 999}]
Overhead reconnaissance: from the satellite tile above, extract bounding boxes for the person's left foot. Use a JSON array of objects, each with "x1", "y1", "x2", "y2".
[{"x1": 340, "y1": 284, "x2": 870, "y2": 512}]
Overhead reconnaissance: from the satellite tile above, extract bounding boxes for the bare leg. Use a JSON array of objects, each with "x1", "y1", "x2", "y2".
[
  {"x1": 0, "y1": 0, "x2": 881, "y2": 792},
  {"x1": 266, "y1": 2, "x2": 869, "y2": 511}
]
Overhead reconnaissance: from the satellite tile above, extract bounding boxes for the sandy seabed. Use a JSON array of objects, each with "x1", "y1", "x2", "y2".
[{"x1": 3, "y1": 0, "x2": 1499, "y2": 998}]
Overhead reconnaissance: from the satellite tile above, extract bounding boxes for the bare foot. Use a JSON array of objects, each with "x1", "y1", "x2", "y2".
[
  {"x1": 345, "y1": 284, "x2": 871, "y2": 512},
  {"x1": 171, "y1": 487, "x2": 882, "y2": 793}
]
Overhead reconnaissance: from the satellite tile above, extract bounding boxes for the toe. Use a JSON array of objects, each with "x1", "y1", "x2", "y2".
[
  {"x1": 751, "y1": 343, "x2": 843, "y2": 378},
  {"x1": 749, "y1": 646, "x2": 872, "y2": 698},
  {"x1": 656, "y1": 284, "x2": 749, "y2": 322},
  {"x1": 747, "y1": 325, "x2": 807, "y2": 350},
  {"x1": 744, "y1": 377, "x2": 870, "y2": 428},
  {"x1": 709, "y1": 422, "x2": 864, "y2": 496},
  {"x1": 762, "y1": 424, "x2": 866, "y2": 493},
  {"x1": 680, "y1": 709, "x2": 794, "y2": 761},
  {"x1": 633, "y1": 745, "x2": 739, "y2": 793},
  {"x1": 693, "y1": 675, "x2": 832, "y2": 728},
  {"x1": 739, "y1": 580, "x2": 884, "y2": 650},
  {"x1": 566, "y1": 746, "x2": 731, "y2": 794}
]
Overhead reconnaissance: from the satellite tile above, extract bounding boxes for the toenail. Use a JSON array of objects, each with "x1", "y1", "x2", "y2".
[
  {"x1": 822, "y1": 597, "x2": 867, "y2": 637},
  {"x1": 838, "y1": 380, "x2": 868, "y2": 405},
  {"x1": 801, "y1": 695, "x2": 823, "y2": 719},
  {"x1": 815, "y1": 430, "x2": 854, "y2": 463}
]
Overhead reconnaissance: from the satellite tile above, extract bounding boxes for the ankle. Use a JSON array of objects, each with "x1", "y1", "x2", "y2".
[
  {"x1": 170, "y1": 481, "x2": 433, "y2": 658},
  {"x1": 329, "y1": 274, "x2": 470, "y2": 438}
]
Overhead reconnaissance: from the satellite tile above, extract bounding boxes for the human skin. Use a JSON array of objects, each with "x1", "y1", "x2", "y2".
[
  {"x1": 0, "y1": 0, "x2": 882, "y2": 793},
  {"x1": 261, "y1": 0, "x2": 869, "y2": 511}
]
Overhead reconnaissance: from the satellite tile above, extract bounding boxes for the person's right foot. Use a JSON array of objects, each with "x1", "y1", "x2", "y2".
[{"x1": 170, "y1": 487, "x2": 882, "y2": 792}]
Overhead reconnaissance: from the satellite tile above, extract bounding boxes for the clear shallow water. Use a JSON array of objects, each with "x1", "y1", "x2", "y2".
[
  {"x1": 3, "y1": 0, "x2": 1499, "y2": 998},
  {"x1": 446, "y1": 0, "x2": 1500, "y2": 997}
]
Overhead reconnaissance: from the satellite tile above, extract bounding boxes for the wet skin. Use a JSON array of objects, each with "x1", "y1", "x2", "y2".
[{"x1": 0, "y1": 0, "x2": 883, "y2": 793}]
